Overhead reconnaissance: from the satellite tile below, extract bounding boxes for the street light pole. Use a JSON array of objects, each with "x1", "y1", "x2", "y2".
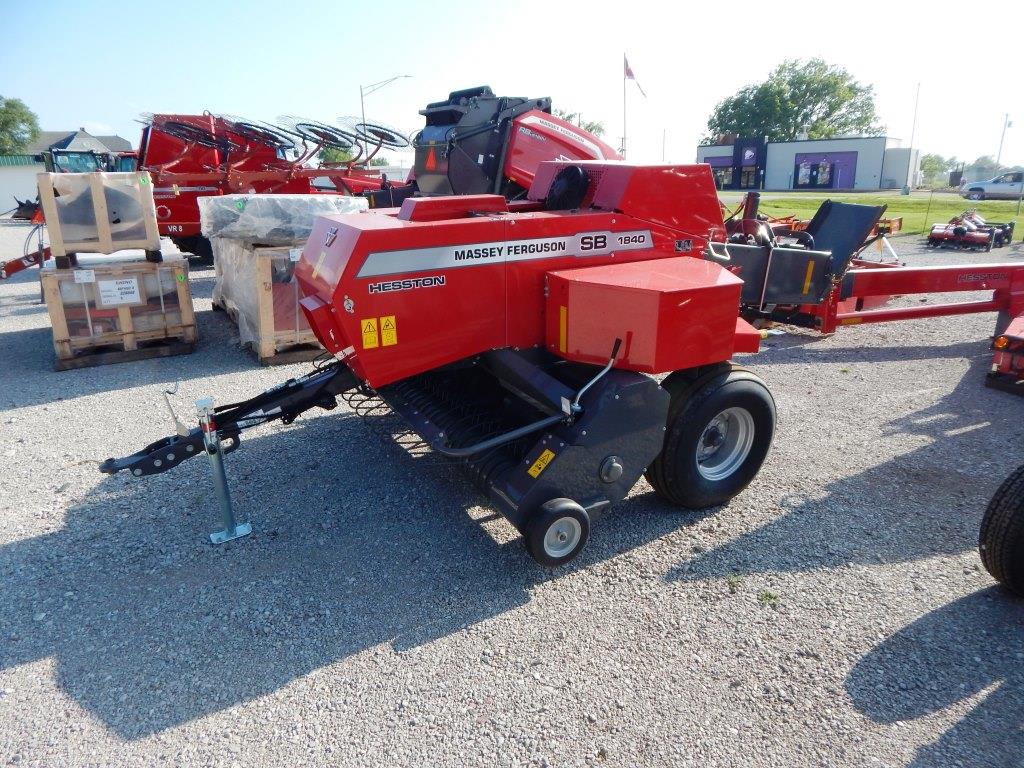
[
  {"x1": 358, "y1": 74, "x2": 411, "y2": 164},
  {"x1": 996, "y1": 113, "x2": 1009, "y2": 169}
]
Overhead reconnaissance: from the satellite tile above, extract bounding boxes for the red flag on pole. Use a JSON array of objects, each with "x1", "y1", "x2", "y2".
[{"x1": 624, "y1": 55, "x2": 647, "y2": 97}]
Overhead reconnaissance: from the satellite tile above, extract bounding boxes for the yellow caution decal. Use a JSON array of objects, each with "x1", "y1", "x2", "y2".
[
  {"x1": 527, "y1": 449, "x2": 556, "y2": 478},
  {"x1": 801, "y1": 262, "x2": 815, "y2": 294},
  {"x1": 558, "y1": 305, "x2": 567, "y2": 354},
  {"x1": 380, "y1": 315, "x2": 398, "y2": 346},
  {"x1": 840, "y1": 317, "x2": 863, "y2": 325},
  {"x1": 361, "y1": 318, "x2": 379, "y2": 348}
]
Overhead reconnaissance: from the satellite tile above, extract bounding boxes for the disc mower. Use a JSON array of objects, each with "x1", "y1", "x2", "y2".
[
  {"x1": 100, "y1": 161, "x2": 781, "y2": 566},
  {"x1": 926, "y1": 210, "x2": 1015, "y2": 251}
]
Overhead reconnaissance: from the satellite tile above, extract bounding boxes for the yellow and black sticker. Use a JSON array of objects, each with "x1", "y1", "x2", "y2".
[
  {"x1": 527, "y1": 449, "x2": 556, "y2": 478},
  {"x1": 380, "y1": 315, "x2": 398, "y2": 346},
  {"x1": 839, "y1": 317, "x2": 863, "y2": 326},
  {"x1": 361, "y1": 318, "x2": 379, "y2": 348}
]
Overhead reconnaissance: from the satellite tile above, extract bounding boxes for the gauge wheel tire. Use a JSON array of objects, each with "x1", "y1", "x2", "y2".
[
  {"x1": 646, "y1": 364, "x2": 776, "y2": 509},
  {"x1": 524, "y1": 498, "x2": 590, "y2": 567},
  {"x1": 979, "y1": 465, "x2": 1024, "y2": 597},
  {"x1": 967, "y1": 190, "x2": 985, "y2": 201}
]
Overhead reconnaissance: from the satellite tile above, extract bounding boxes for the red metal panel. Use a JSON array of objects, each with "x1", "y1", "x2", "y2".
[
  {"x1": 505, "y1": 110, "x2": 621, "y2": 190},
  {"x1": 545, "y1": 257, "x2": 745, "y2": 373},
  {"x1": 296, "y1": 164, "x2": 749, "y2": 387}
]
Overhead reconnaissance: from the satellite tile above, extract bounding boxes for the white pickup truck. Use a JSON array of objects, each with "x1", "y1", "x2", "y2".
[{"x1": 961, "y1": 171, "x2": 1024, "y2": 200}]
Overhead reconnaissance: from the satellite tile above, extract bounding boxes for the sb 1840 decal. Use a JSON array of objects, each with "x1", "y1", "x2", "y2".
[{"x1": 357, "y1": 230, "x2": 653, "y2": 278}]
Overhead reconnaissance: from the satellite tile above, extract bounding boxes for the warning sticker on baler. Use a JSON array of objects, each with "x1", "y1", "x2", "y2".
[
  {"x1": 527, "y1": 449, "x2": 556, "y2": 478},
  {"x1": 380, "y1": 316, "x2": 398, "y2": 346},
  {"x1": 361, "y1": 318, "x2": 379, "y2": 349}
]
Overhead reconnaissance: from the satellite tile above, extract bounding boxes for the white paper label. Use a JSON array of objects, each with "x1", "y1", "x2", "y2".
[
  {"x1": 289, "y1": 248, "x2": 302, "y2": 263},
  {"x1": 98, "y1": 277, "x2": 141, "y2": 306},
  {"x1": 73, "y1": 269, "x2": 95, "y2": 284}
]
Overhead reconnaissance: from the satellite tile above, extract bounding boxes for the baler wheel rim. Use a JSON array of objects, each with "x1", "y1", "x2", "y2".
[
  {"x1": 543, "y1": 517, "x2": 583, "y2": 559},
  {"x1": 696, "y1": 407, "x2": 755, "y2": 482}
]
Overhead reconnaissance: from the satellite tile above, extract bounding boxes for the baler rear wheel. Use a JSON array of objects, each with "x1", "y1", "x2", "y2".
[
  {"x1": 979, "y1": 465, "x2": 1024, "y2": 596},
  {"x1": 646, "y1": 365, "x2": 775, "y2": 509},
  {"x1": 524, "y1": 498, "x2": 590, "y2": 567}
]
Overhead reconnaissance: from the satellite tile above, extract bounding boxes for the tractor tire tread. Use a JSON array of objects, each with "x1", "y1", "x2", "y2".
[{"x1": 979, "y1": 465, "x2": 1024, "y2": 596}]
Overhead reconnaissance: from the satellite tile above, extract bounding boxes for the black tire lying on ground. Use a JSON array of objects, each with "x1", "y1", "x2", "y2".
[{"x1": 979, "y1": 465, "x2": 1024, "y2": 596}]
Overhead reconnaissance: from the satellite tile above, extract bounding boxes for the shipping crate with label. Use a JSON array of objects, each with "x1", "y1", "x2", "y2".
[
  {"x1": 36, "y1": 171, "x2": 161, "y2": 263},
  {"x1": 211, "y1": 239, "x2": 322, "y2": 365},
  {"x1": 41, "y1": 255, "x2": 196, "y2": 370}
]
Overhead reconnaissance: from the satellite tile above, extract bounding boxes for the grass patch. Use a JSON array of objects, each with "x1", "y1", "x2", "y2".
[
  {"x1": 757, "y1": 590, "x2": 780, "y2": 608},
  {"x1": 728, "y1": 191, "x2": 1024, "y2": 236},
  {"x1": 726, "y1": 575, "x2": 744, "y2": 594}
]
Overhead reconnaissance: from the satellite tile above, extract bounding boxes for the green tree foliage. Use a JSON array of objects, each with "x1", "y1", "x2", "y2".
[
  {"x1": 369, "y1": 156, "x2": 390, "y2": 167},
  {"x1": 318, "y1": 146, "x2": 353, "y2": 165},
  {"x1": 704, "y1": 59, "x2": 882, "y2": 143},
  {"x1": 553, "y1": 109, "x2": 605, "y2": 138},
  {"x1": 0, "y1": 96, "x2": 41, "y2": 154},
  {"x1": 920, "y1": 153, "x2": 958, "y2": 187}
]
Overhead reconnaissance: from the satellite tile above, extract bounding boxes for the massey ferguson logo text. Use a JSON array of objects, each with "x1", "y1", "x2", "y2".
[
  {"x1": 368, "y1": 275, "x2": 446, "y2": 293},
  {"x1": 454, "y1": 241, "x2": 567, "y2": 261}
]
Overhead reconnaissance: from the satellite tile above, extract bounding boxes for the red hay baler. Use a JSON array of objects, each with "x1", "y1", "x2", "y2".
[
  {"x1": 101, "y1": 161, "x2": 778, "y2": 565},
  {"x1": 99, "y1": 160, "x2": 1024, "y2": 565}
]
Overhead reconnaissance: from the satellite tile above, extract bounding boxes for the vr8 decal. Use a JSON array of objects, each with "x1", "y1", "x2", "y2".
[{"x1": 356, "y1": 230, "x2": 653, "y2": 278}]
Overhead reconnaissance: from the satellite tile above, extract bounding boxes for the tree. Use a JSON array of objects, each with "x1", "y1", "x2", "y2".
[
  {"x1": 318, "y1": 146, "x2": 353, "y2": 165},
  {"x1": 920, "y1": 153, "x2": 958, "y2": 187},
  {"x1": 369, "y1": 156, "x2": 390, "y2": 167},
  {"x1": 553, "y1": 108, "x2": 605, "y2": 138},
  {"x1": 704, "y1": 59, "x2": 882, "y2": 143},
  {"x1": 0, "y1": 96, "x2": 41, "y2": 154},
  {"x1": 964, "y1": 155, "x2": 1000, "y2": 182}
]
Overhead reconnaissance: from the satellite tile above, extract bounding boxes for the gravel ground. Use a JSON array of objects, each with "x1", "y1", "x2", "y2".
[{"x1": 1, "y1": 219, "x2": 1022, "y2": 767}]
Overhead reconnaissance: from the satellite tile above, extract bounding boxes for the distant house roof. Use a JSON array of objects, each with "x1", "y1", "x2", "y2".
[{"x1": 22, "y1": 128, "x2": 133, "y2": 155}]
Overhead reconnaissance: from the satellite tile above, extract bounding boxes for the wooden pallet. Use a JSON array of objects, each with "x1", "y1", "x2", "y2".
[
  {"x1": 42, "y1": 258, "x2": 197, "y2": 370},
  {"x1": 211, "y1": 241, "x2": 323, "y2": 366}
]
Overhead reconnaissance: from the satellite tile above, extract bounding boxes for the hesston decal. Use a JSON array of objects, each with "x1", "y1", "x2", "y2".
[{"x1": 368, "y1": 276, "x2": 446, "y2": 293}]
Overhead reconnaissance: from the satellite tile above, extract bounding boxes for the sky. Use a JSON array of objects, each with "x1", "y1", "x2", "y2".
[{"x1": 3, "y1": 0, "x2": 1023, "y2": 169}]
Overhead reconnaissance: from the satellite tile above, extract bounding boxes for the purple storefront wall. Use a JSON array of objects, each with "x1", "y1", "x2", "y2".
[
  {"x1": 794, "y1": 151, "x2": 858, "y2": 188},
  {"x1": 705, "y1": 156, "x2": 732, "y2": 167}
]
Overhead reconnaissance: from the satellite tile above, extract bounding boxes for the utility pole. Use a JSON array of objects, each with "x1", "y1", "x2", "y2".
[
  {"x1": 996, "y1": 113, "x2": 1010, "y2": 169},
  {"x1": 359, "y1": 74, "x2": 411, "y2": 165},
  {"x1": 902, "y1": 82, "x2": 920, "y2": 195}
]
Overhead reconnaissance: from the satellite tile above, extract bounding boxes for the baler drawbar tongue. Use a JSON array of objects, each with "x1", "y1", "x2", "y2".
[{"x1": 99, "y1": 363, "x2": 357, "y2": 477}]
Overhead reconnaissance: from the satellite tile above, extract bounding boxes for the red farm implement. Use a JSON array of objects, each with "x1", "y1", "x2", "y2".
[{"x1": 98, "y1": 160, "x2": 1024, "y2": 564}]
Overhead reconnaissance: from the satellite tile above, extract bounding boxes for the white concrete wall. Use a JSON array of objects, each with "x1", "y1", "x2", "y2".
[
  {"x1": 880, "y1": 148, "x2": 921, "y2": 189},
  {"x1": 0, "y1": 164, "x2": 43, "y2": 207},
  {"x1": 695, "y1": 145, "x2": 733, "y2": 162},
  {"x1": 765, "y1": 138, "x2": 888, "y2": 190}
]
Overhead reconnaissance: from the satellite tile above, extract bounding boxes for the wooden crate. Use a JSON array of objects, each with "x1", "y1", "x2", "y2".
[
  {"x1": 211, "y1": 239, "x2": 322, "y2": 365},
  {"x1": 41, "y1": 257, "x2": 196, "y2": 370},
  {"x1": 37, "y1": 171, "x2": 160, "y2": 257}
]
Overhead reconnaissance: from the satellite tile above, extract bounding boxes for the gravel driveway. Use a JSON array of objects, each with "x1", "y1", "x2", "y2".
[{"x1": 1, "y1": 219, "x2": 1022, "y2": 767}]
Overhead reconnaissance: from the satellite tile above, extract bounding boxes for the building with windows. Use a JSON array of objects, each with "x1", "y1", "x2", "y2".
[{"x1": 696, "y1": 135, "x2": 920, "y2": 192}]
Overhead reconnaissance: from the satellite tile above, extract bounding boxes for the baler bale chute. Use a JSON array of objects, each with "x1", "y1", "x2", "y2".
[{"x1": 101, "y1": 161, "x2": 777, "y2": 566}]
